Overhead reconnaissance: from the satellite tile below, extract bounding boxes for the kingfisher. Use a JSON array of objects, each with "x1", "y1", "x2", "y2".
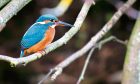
[{"x1": 20, "y1": 14, "x2": 73, "y2": 57}]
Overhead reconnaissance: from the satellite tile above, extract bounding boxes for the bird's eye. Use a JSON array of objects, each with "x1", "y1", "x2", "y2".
[{"x1": 50, "y1": 19, "x2": 55, "y2": 22}]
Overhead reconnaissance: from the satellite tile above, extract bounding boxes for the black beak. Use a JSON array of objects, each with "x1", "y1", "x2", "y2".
[{"x1": 57, "y1": 21, "x2": 74, "y2": 27}]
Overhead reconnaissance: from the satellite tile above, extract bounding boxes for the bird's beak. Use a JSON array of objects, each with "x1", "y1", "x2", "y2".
[{"x1": 56, "y1": 21, "x2": 74, "y2": 27}]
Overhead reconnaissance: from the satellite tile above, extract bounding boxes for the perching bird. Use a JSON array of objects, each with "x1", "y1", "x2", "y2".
[{"x1": 20, "y1": 14, "x2": 73, "y2": 57}]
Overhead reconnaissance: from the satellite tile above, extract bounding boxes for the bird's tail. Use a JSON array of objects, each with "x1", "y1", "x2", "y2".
[{"x1": 20, "y1": 50, "x2": 24, "y2": 58}]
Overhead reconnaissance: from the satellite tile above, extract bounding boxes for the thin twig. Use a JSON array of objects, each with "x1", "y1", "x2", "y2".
[
  {"x1": 76, "y1": 35, "x2": 126, "y2": 84},
  {"x1": 98, "y1": 36, "x2": 127, "y2": 49},
  {"x1": 38, "y1": 69, "x2": 54, "y2": 84},
  {"x1": 77, "y1": 47, "x2": 95, "y2": 84}
]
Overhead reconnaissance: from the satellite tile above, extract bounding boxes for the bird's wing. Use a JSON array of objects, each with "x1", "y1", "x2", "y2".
[{"x1": 21, "y1": 23, "x2": 47, "y2": 49}]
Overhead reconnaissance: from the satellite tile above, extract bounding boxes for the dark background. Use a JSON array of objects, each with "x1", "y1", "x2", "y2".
[{"x1": 0, "y1": 0, "x2": 139, "y2": 84}]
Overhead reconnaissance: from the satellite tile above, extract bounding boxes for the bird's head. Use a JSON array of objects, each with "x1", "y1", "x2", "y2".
[{"x1": 36, "y1": 14, "x2": 73, "y2": 28}]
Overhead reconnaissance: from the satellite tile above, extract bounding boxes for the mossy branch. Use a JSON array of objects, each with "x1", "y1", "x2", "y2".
[{"x1": 122, "y1": 9, "x2": 140, "y2": 84}]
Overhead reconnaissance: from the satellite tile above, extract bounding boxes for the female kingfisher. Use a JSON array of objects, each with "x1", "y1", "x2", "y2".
[{"x1": 20, "y1": 14, "x2": 73, "y2": 57}]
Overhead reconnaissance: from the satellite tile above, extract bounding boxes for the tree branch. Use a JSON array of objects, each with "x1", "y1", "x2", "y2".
[
  {"x1": 0, "y1": 0, "x2": 94, "y2": 66},
  {"x1": 38, "y1": 0, "x2": 136, "y2": 83},
  {"x1": 0, "y1": 0, "x2": 32, "y2": 31},
  {"x1": 0, "y1": 0, "x2": 10, "y2": 8},
  {"x1": 39, "y1": 35, "x2": 127, "y2": 83},
  {"x1": 53, "y1": 0, "x2": 136, "y2": 70}
]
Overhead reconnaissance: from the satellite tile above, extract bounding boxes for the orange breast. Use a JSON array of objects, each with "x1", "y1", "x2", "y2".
[{"x1": 24, "y1": 27, "x2": 55, "y2": 55}]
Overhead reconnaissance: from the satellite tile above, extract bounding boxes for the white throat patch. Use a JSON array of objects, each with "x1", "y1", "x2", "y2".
[
  {"x1": 50, "y1": 24, "x2": 56, "y2": 28},
  {"x1": 37, "y1": 22, "x2": 56, "y2": 28}
]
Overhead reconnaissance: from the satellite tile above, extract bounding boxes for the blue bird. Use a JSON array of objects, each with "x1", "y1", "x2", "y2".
[{"x1": 20, "y1": 14, "x2": 73, "y2": 57}]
